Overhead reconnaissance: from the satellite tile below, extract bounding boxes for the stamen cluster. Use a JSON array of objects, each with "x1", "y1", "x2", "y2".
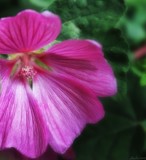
[{"x1": 20, "y1": 66, "x2": 37, "y2": 80}]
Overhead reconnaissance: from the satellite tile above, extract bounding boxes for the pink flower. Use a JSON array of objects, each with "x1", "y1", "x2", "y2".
[{"x1": 0, "y1": 10, "x2": 117, "y2": 158}]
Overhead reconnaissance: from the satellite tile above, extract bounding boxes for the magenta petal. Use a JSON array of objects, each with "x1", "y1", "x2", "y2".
[
  {"x1": 0, "y1": 73, "x2": 47, "y2": 158},
  {"x1": 42, "y1": 40, "x2": 117, "y2": 97},
  {"x1": 0, "y1": 9, "x2": 61, "y2": 53},
  {"x1": 47, "y1": 39, "x2": 103, "y2": 59},
  {"x1": 33, "y1": 72, "x2": 104, "y2": 154}
]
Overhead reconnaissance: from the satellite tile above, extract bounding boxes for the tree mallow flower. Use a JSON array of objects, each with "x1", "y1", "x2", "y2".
[{"x1": 0, "y1": 10, "x2": 117, "y2": 158}]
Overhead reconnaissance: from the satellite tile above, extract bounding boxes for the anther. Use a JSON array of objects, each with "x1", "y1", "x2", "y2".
[{"x1": 20, "y1": 66, "x2": 37, "y2": 79}]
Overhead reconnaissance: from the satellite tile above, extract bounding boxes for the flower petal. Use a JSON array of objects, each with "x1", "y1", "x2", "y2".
[
  {"x1": 33, "y1": 72, "x2": 104, "y2": 154},
  {"x1": 0, "y1": 62, "x2": 48, "y2": 158},
  {"x1": 47, "y1": 39, "x2": 103, "y2": 59},
  {"x1": 0, "y1": 9, "x2": 61, "y2": 53},
  {"x1": 41, "y1": 40, "x2": 117, "y2": 97}
]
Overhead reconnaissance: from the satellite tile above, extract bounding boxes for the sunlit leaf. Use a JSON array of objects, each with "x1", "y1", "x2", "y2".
[{"x1": 30, "y1": 0, "x2": 55, "y2": 8}]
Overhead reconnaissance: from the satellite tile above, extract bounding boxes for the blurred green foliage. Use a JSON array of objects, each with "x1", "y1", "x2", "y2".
[
  {"x1": 0, "y1": 0, "x2": 146, "y2": 160},
  {"x1": 120, "y1": 0, "x2": 146, "y2": 44},
  {"x1": 121, "y1": 0, "x2": 146, "y2": 88}
]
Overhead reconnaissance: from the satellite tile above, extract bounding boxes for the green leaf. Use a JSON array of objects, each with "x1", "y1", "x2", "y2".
[
  {"x1": 140, "y1": 74, "x2": 146, "y2": 86},
  {"x1": 74, "y1": 92, "x2": 146, "y2": 160},
  {"x1": 60, "y1": 22, "x2": 80, "y2": 39},
  {"x1": 29, "y1": 0, "x2": 55, "y2": 8},
  {"x1": 74, "y1": 112, "x2": 136, "y2": 160},
  {"x1": 131, "y1": 57, "x2": 146, "y2": 86},
  {"x1": 103, "y1": 29, "x2": 129, "y2": 96},
  {"x1": 120, "y1": 0, "x2": 146, "y2": 44}
]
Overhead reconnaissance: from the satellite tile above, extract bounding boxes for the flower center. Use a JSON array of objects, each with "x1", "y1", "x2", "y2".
[
  {"x1": 9, "y1": 53, "x2": 37, "y2": 80},
  {"x1": 20, "y1": 66, "x2": 37, "y2": 80},
  {"x1": 8, "y1": 52, "x2": 50, "y2": 81}
]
